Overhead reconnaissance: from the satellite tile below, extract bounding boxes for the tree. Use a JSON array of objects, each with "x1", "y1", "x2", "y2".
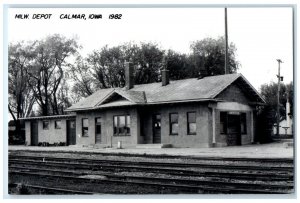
[
  {"x1": 70, "y1": 38, "x2": 239, "y2": 101},
  {"x1": 190, "y1": 37, "x2": 239, "y2": 76},
  {"x1": 260, "y1": 81, "x2": 293, "y2": 122},
  {"x1": 87, "y1": 44, "x2": 128, "y2": 89},
  {"x1": 26, "y1": 34, "x2": 79, "y2": 116},
  {"x1": 84, "y1": 42, "x2": 164, "y2": 91},
  {"x1": 8, "y1": 42, "x2": 37, "y2": 144},
  {"x1": 256, "y1": 81, "x2": 293, "y2": 142},
  {"x1": 68, "y1": 56, "x2": 98, "y2": 101},
  {"x1": 166, "y1": 50, "x2": 196, "y2": 80},
  {"x1": 8, "y1": 42, "x2": 35, "y2": 120},
  {"x1": 133, "y1": 42, "x2": 164, "y2": 84}
]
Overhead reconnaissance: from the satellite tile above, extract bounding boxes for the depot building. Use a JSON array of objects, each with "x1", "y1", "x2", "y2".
[{"x1": 20, "y1": 63, "x2": 265, "y2": 148}]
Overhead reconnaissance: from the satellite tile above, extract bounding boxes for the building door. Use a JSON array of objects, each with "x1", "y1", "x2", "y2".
[
  {"x1": 30, "y1": 121, "x2": 38, "y2": 146},
  {"x1": 67, "y1": 120, "x2": 76, "y2": 145},
  {"x1": 227, "y1": 114, "x2": 241, "y2": 146},
  {"x1": 95, "y1": 117, "x2": 102, "y2": 144},
  {"x1": 152, "y1": 114, "x2": 161, "y2": 144}
]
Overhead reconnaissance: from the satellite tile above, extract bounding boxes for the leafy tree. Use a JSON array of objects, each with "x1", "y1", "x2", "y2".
[
  {"x1": 87, "y1": 44, "x2": 128, "y2": 89},
  {"x1": 190, "y1": 37, "x2": 239, "y2": 76},
  {"x1": 8, "y1": 42, "x2": 35, "y2": 141},
  {"x1": 26, "y1": 34, "x2": 78, "y2": 116},
  {"x1": 54, "y1": 78, "x2": 72, "y2": 114},
  {"x1": 257, "y1": 81, "x2": 293, "y2": 141},
  {"x1": 133, "y1": 42, "x2": 164, "y2": 84},
  {"x1": 9, "y1": 36, "x2": 241, "y2": 119},
  {"x1": 166, "y1": 50, "x2": 196, "y2": 80},
  {"x1": 68, "y1": 56, "x2": 98, "y2": 101},
  {"x1": 260, "y1": 81, "x2": 293, "y2": 122},
  {"x1": 84, "y1": 42, "x2": 164, "y2": 90},
  {"x1": 8, "y1": 42, "x2": 35, "y2": 120},
  {"x1": 70, "y1": 38, "x2": 240, "y2": 100}
]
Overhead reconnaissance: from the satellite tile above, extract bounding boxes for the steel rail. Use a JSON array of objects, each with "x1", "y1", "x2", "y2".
[
  {"x1": 8, "y1": 151, "x2": 294, "y2": 163},
  {"x1": 8, "y1": 156, "x2": 294, "y2": 171},
  {"x1": 9, "y1": 163, "x2": 293, "y2": 181},
  {"x1": 9, "y1": 170, "x2": 292, "y2": 194}
]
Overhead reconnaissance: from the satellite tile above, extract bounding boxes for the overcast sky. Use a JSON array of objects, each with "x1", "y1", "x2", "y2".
[{"x1": 8, "y1": 7, "x2": 293, "y2": 90}]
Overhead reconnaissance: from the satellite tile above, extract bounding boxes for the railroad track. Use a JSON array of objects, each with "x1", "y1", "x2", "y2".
[
  {"x1": 9, "y1": 154, "x2": 293, "y2": 171},
  {"x1": 9, "y1": 159, "x2": 293, "y2": 181},
  {"x1": 9, "y1": 161, "x2": 292, "y2": 181},
  {"x1": 9, "y1": 170, "x2": 292, "y2": 194},
  {"x1": 8, "y1": 153, "x2": 294, "y2": 194},
  {"x1": 9, "y1": 165, "x2": 293, "y2": 187},
  {"x1": 8, "y1": 150, "x2": 294, "y2": 163}
]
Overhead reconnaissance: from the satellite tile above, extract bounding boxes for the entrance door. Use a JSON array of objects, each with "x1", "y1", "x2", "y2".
[
  {"x1": 227, "y1": 114, "x2": 241, "y2": 146},
  {"x1": 152, "y1": 114, "x2": 161, "y2": 144},
  {"x1": 30, "y1": 121, "x2": 38, "y2": 146},
  {"x1": 67, "y1": 120, "x2": 76, "y2": 145},
  {"x1": 95, "y1": 117, "x2": 102, "y2": 144}
]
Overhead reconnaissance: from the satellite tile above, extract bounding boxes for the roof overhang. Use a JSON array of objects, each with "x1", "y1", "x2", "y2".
[
  {"x1": 18, "y1": 114, "x2": 76, "y2": 121},
  {"x1": 65, "y1": 98, "x2": 220, "y2": 112},
  {"x1": 213, "y1": 74, "x2": 265, "y2": 104}
]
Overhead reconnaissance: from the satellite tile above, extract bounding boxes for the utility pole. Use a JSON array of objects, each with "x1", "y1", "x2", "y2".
[
  {"x1": 286, "y1": 91, "x2": 290, "y2": 131},
  {"x1": 224, "y1": 7, "x2": 229, "y2": 75},
  {"x1": 276, "y1": 59, "x2": 283, "y2": 136}
]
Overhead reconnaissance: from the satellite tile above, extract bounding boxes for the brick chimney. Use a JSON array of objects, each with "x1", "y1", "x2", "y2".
[
  {"x1": 161, "y1": 69, "x2": 169, "y2": 86},
  {"x1": 161, "y1": 56, "x2": 169, "y2": 86},
  {"x1": 125, "y1": 62, "x2": 134, "y2": 90}
]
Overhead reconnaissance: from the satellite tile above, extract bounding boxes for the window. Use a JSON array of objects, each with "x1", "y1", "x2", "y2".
[
  {"x1": 95, "y1": 117, "x2": 102, "y2": 134},
  {"x1": 55, "y1": 120, "x2": 62, "y2": 129},
  {"x1": 113, "y1": 115, "x2": 130, "y2": 136},
  {"x1": 187, "y1": 112, "x2": 196, "y2": 135},
  {"x1": 43, "y1": 121, "x2": 49, "y2": 130},
  {"x1": 240, "y1": 113, "x2": 247, "y2": 134},
  {"x1": 82, "y1": 118, "x2": 89, "y2": 137},
  {"x1": 170, "y1": 113, "x2": 179, "y2": 135},
  {"x1": 153, "y1": 114, "x2": 161, "y2": 129},
  {"x1": 70, "y1": 121, "x2": 75, "y2": 129},
  {"x1": 220, "y1": 112, "x2": 227, "y2": 134},
  {"x1": 126, "y1": 115, "x2": 131, "y2": 134}
]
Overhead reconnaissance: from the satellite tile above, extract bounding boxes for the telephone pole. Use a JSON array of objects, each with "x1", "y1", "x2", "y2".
[
  {"x1": 276, "y1": 59, "x2": 283, "y2": 136},
  {"x1": 225, "y1": 7, "x2": 229, "y2": 74}
]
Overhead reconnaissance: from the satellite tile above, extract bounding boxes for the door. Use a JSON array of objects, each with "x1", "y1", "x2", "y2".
[
  {"x1": 67, "y1": 120, "x2": 76, "y2": 145},
  {"x1": 227, "y1": 114, "x2": 241, "y2": 146},
  {"x1": 30, "y1": 121, "x2": 38, "y2": 146},
  {"x1": 152, "y1": 114, "x2": 161, "y2": 144},
  {"x1": 95, "y1": 117, "x2": 102, "y2": 144}
]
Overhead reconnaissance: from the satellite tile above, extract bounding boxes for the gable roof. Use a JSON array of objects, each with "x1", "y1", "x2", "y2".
[
  {"x1": 66, "y1": 73, "x2": 265, "y2": 111},
  {"x1": 99, "y1": 89, "x2": 146, "y2": 105}
]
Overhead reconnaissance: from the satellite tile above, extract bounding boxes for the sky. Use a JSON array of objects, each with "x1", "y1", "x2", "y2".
[{"x1": 8, "y1": 6, "x2": 293, "y2": 90}]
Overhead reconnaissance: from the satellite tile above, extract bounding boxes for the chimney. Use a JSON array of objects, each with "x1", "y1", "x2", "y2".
[
  {"x1": 161, "y1": 56, "x2": 169, "y2": 86},
  {"x1": 161, "y1": 69, "x2": 169, "y2": 86},
  {"x1": 125, "y1": 62, "x2": 134, "y2": 90}
]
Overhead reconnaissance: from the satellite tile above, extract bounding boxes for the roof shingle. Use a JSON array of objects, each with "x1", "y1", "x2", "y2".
[{"x1": 67, "y1": 73, "x2": 264, "y2": 111}]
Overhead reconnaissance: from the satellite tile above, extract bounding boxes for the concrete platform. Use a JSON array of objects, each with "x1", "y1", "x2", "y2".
[{"x1": 7, "y1": 140, "x2": 294, "y2": 159}]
